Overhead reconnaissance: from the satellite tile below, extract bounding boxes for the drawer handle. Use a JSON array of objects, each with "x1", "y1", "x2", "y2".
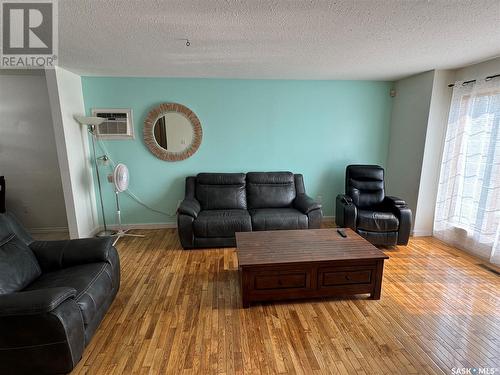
[{"x1": 345, "y1": 275, "x2": 350, "y2": 281}]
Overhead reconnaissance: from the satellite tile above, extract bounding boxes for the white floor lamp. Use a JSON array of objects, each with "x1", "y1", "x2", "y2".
[{"x1": 74, "y1": 115, "x2": 116, "y2": 237}]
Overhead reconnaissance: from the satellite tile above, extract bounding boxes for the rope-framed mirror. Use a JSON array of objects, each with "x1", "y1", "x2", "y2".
[{"x1": 143, "y1": 103, "x2": 202, "y2": 161}]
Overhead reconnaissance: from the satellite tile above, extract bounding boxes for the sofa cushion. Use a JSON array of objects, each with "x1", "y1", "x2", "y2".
[
  {"x1": 25, "y1": 262, "x2": 114, "y2": 326},
  {"x1": 357, "y1": 209, "x2": 399, "y2": 232},
  {"x1": 246, "y1": 172, "x2": 296, "y2": 209},
  {"x1": 195, "y1": 173, "x2": 247, "y2": 210},
  {"x1": 249, "y1": 208, "x2": 308, "y2": 231},
  {"x1": 193, "y1": 209, "x2": 251, "y2": 238},
  {"x1": 0, "y1": 234, "x2": 41, "y2": 295}
]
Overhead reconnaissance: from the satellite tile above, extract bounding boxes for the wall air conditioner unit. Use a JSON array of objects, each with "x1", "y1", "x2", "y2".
[{"x1": 91, "y1": 108, "x2": 134, "y2": 139}]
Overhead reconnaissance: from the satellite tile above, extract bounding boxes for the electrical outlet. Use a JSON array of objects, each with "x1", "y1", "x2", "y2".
[{"x1": 316, "y1": 195, "x2": 323, "y2": 204}]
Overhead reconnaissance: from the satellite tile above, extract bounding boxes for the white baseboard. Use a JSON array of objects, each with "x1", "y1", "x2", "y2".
[
  {"x1": 91, "y1": 217, "x2": 335, "y2": 233},
  {"x1": 412, "y1": 229, "x2": 433, "y2": 237},
  {"x1": 94, "y1": 223, "x2": 177, "y2": 232},
  {"x1": 29, "y1": 226, "x2": 69, "y2": 234}
]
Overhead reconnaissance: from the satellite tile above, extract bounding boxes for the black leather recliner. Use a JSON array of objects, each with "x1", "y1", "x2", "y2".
[
  {"x1": 0, "y1": 212, "x2": 120, "y2": 374},
  {"x1": 335, "y1": 165, "x2": 411, "y2": 246},
  {"x1": 177, "y1": 172, "x2": 322, "y2": 249}
]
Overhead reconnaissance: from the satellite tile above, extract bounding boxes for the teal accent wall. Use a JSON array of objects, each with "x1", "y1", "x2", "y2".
[{"x1": 81, "y1": 77, "x2": 393, "y2": 225}]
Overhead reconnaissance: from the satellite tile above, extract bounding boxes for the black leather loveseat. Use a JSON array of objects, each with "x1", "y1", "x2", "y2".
[
  {"x1": 177, "y1": 172, "x2": 322, "y2": 249},
  {"x1": 0, "y1": 213, "x2": 120, "y2": 374}
]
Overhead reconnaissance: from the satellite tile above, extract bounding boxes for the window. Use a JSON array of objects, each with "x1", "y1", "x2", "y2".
[{"x1": 434, "y1": 77, "x2": 500, "y2": 265}]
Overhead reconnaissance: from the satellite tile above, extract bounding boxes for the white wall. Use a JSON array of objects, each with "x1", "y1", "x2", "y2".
[
  {"x1": 413, "y1": 70, "x2": 455, "y2": 236},
  {"x1": 385, "y1": 71, "x2": 435, "y2": 227},
  {"x1": 46, "y1": 67, "x2": 98, "y2": 238},
  {"x1": 0, "y1": 70, "x2": 67, "y2": 232},
  {"x1": 454, "y1": 56, "x2": 500, "y2": 81}
]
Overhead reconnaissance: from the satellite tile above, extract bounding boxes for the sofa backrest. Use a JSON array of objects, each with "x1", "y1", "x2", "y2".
[
  {"x1": 0, "y1": 176, "x2": 5, "y2": 213},
  {"x1": 345, "y1": 165, "x2": 385, "y2": 208},
  {"x1": 195, "y1": 173, "x2": 247, "y2": 210},
  {"x1": 0, "y1": 213, "x2": 40, "y2": 294},
  {"x1": 246, "y1": 172, "x2": 296, "y2": 209},
  {"x1": 0, "y1": 212, "x2": 33, "y2": 247}
]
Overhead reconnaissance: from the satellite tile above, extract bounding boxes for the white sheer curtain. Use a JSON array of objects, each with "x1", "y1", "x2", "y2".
[{"x1": 434, "y1": 77, "x2": 500, "y2": 265}]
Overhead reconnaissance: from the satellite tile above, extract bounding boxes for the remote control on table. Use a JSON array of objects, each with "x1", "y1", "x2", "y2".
[{"x1": 337, "y1": 229, "x2": 347, "y2": 238}]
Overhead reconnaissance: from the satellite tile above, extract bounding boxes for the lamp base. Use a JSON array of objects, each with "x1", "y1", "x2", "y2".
[{"x1": 95, "y1": 230, "x2": 117, "y2": 237}]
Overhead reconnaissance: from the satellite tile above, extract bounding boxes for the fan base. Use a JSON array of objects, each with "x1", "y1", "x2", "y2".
[{"x1": 112, "y1": 230, "x2": 145, "y2": 246}]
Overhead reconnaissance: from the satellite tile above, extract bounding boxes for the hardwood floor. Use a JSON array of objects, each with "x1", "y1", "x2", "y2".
[{"x1": 72, "y1": 229, "x2": 500, "y2": 375}]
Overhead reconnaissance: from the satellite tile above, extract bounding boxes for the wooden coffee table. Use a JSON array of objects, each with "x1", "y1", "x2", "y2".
[{"x1": 236, "y1": 228, "x2": 389, "y2": 308}]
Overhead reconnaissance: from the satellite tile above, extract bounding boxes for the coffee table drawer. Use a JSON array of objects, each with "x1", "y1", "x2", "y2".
[
  {"x1": 319, "y1": 268, "x2": 373, "y2": 287},
  {"x1": 255, "y1": 272, "x2": 307, "y2": 290}
]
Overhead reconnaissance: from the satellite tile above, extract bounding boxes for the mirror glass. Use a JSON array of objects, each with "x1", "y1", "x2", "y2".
[
  {"x1": 144, "y1": 103, "x2": 202, "y2": 161},
  {"x1": 153, "y1": 112, "x2": 194, "y2": 153}
]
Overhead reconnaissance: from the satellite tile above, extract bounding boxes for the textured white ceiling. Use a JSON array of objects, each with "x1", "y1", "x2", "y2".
[{"x1": 59, "y1": 0, "x2": 500, "y2": 80}]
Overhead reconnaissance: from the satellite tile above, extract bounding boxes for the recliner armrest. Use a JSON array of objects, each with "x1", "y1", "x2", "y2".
[
  {"x1": 383, "y1": 196, "x2": 412, "y2": 245},
  {"x1": 335, "y1": 194, "x2": 357, "y2": 229},
  {"x1": 30, "y1": 237, "x2": 115, "y2": 272},
  {"x1": 340, "y1": 194, "x2": 353, "y2": 204},
  {"x1": 0, "y1": 287, "x2": 76, "y2": 317},
  {"x1": 385, "y1": 196, "x2": 407, "y2": 207},
  {"x1": 177, "y1": 198, "x2": 201, "y2": 219},
  {"x1": 293, "y1": 194, "x2": 322, "y2": 214}
]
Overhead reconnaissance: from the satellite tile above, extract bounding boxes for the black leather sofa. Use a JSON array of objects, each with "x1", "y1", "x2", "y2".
[
  {"x1": 0, "y1": 212, "x2": 120, "y2": 374},
  {"x1": 335, "y1": 165, "x2": 411, "y2": 246},
  {"x1": 177, "y1": 172, "x2": 322, "y2": 249},
  {"x1": 0, "y1": 176, "x2": 5, "y2": 213}
]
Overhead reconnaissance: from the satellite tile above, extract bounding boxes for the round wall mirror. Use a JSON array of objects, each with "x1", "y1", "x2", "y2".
[{"x1": 144, "y1": 103, "x2": 202, "y2": 161}]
